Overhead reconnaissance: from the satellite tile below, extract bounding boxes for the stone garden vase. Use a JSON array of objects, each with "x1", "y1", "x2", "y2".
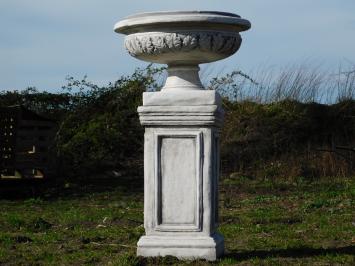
[{"x1": 114, "y1": 11, "x2": 250, "y2": 261}]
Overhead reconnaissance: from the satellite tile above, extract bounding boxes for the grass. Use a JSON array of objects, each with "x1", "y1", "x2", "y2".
[
  {"x1": 0, "y1": 176, "x2": 354, "y2": 265},
  {"x1": 208, "y1": 62, "x2": 355, "y2": 104}
]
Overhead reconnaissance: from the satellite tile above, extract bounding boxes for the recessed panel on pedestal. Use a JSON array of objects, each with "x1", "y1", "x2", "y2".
[
  {"x1": 212, "y1": 132, "x2": 220, "y2": 230},
  {"x1": 154, "y1": 131, "x2": 202, "y2": 232}
]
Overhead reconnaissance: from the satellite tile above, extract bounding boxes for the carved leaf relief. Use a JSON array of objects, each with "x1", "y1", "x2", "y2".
[{"x1": 125, "y1": 32, "x2": 241, "y2": 57}]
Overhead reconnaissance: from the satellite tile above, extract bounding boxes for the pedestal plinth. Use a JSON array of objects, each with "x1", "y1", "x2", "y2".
[{"x1": 137, "y1": 90, "x2": 224, "y2": 260}]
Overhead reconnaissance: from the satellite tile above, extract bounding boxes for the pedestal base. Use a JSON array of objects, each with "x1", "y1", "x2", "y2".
[
  {"x1": 137, "y1": 90, "x2": 224, "y2": 261},
  {"x1": 137, "y1": 233, "x2": 224, "y2": 261}
]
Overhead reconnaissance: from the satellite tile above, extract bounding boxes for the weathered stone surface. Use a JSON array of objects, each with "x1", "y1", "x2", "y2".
[
  {"x1": 115, "y1": 11, "x2": 250, "y2": 93},
  {"x1": 114, "y1": 10, "x2": 250, "y2": 261},
  {"x1": 114, "y1": 11, "x2": 249, "y2": 66},
  {"x1": 137, "y1": 234, "x2": 224, "y2": 261},
  {"x1": 137, "y1": 92, "x2": 224, "y2": 260},
  {"x1": 142, "y1": 90, "x2": 222, "y2": 106},
  {"x1": 124, "y1": 31, "x2": 242, "y2": 63}
]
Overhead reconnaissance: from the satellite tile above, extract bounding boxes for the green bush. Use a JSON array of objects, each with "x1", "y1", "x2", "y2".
[
  {"x1": 55, "y1": 66, "x2": 164, "y2": 179},
  {"x1": 221, "y1": 99, "x2": 355, "y2": 178},
  {"x1": 1, "y1": 65, "x2": 354, "y2": 181}
]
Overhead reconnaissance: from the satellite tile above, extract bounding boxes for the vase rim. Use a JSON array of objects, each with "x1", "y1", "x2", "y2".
[
  {"x1": 125, "y1": 11, "x2": 241, "y2": 19},
  {"x1": 114, "y1": 10, "x2": 251, "y2": 34}
]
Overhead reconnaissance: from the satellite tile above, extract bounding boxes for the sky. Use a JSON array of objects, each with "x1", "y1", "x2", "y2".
[{"x1": 1, "y1": 0, "x2": 355, "y2": 91}]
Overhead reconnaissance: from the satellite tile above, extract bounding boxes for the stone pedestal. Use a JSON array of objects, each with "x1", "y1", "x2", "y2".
[
  {"x1": 114, "y1": 10, "x2": 250, "y2": 261},
  {"x1": 137, "y1": 90, "x2": 224, "y2": 260}
]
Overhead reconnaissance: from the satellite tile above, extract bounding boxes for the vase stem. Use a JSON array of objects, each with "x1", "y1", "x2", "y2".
[{"x1": 162, "y1": 65, "x2": 204, "y2": 91}]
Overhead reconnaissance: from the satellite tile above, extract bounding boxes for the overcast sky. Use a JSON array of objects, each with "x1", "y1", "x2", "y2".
[{"x1": 1, "y1": 0, "x2": 355, "y2": 91}]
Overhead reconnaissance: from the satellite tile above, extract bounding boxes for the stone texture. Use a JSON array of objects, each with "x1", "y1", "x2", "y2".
[
  {"x1": 114, "y1": 11, "x2": 250, "y2": 65},
  {"x1": 123, "y1": 31, "x2": 242, "y2": 64},
  {"x1": 137, "y1": 234, "x2": 224, "y2": 261},
  {"x1": 136, "y1": 91, "x2": 224, "y2": 260},
  {"x1": 142, "y1": 90, "x2": 222, "y2": 106},
  {"x1": 114, "y1": 10, "x2": 250, "y2": 261}
]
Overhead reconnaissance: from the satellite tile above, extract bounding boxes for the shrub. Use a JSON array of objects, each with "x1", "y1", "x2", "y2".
[
  {"x1": 1, "y1": 63, "x2": 354, "y2": 181},
  {"x1": 54, "y1": 66, "x2": 164, "y2": 180}
]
